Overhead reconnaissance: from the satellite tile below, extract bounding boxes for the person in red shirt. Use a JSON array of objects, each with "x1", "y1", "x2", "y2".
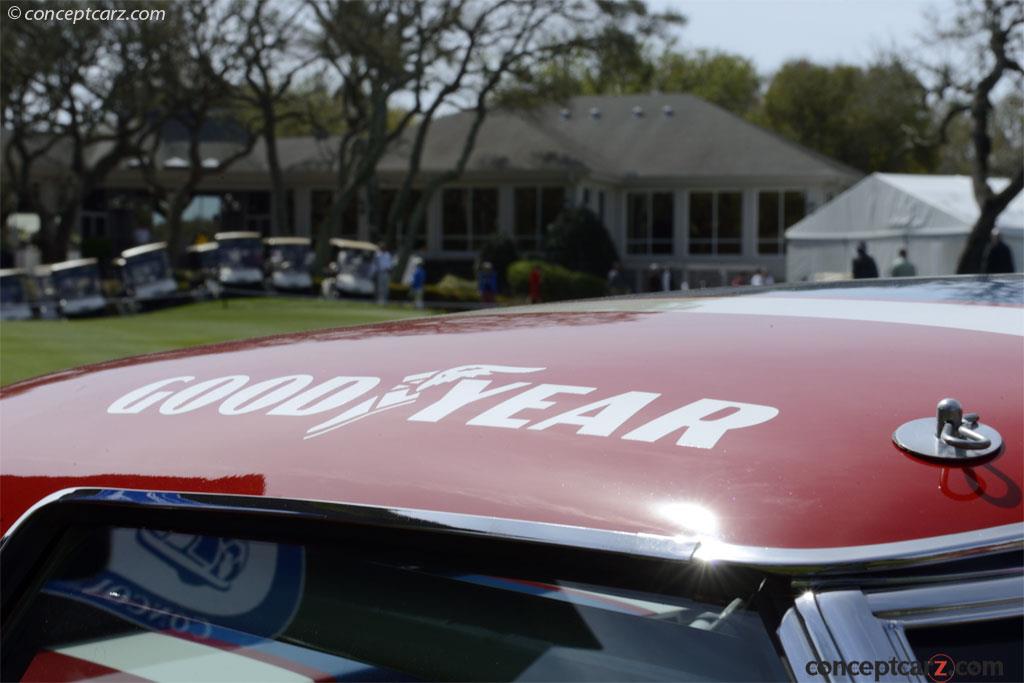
[{"x1": 528, "y1": 265, "x2": 542, "y2": 304}]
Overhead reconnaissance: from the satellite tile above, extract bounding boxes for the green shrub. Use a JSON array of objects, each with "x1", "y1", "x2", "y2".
[
  {"x1": 507, "y1": 260, "x2": 607, "y2": 302},
  {"x1": 543, "y1": 207, "x2": 618, "y2": 278}
]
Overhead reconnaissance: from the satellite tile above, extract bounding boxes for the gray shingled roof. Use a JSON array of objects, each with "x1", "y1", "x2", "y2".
[
  {"x1": 378, "y1": 93, "x2": 861, "y2": 182},
  {"x1": 9, "y1": 94, "x2": 860, "y2": 183}
]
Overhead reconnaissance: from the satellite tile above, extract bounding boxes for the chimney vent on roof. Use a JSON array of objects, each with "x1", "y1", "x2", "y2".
[
  {"x1": 662, "y1": 104, "x2": 674, "y2": 117},
  {"x1": 589, "y1": 107, "x2": 601, "y2": 119},
  {"x1": 632, "y1": 105, "x2": 644, "y2": 118},
  {"x1": 559, "y1": 108, "x2": 571, "y2": 120}
]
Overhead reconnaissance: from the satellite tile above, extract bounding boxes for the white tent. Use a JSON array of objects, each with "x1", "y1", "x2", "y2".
[{"x1": 785, "y1": 174, "x2": 1024, "y2": 281}]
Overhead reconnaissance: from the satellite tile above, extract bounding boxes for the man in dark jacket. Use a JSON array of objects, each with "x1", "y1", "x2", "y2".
[
  {"x1": 852, "y1": 241, "x2": 879, "y2": 279},
  {"x1": 982, "y1": 229, "x2": 1016, "y2": 274}
]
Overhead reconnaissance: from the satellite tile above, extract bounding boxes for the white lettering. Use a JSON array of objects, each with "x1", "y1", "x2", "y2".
[
  {"x1": 107, "y1": 377, "x2": 194, "y2": 414},
  {"x1": 408, "y1": 380, "x2": 531, "y2": 423},
  {"x1": 218, "y1": 375, "x2": 314, "y2": 415},
  {"x1": 529, "y1": 391, "x2": 660, "y2": 436},
  {"x1": 267, "y1": 376, "x2": 379, "y2": 416},
  {"x1": 159, "y1": 376, "x2": 249, "y2": 415},
  {"x1": 621, "y1": 398, "x2": 779, "y2": 449},
  {"x1": 468, "y1": 384, "x2": 595, "y2": 429}
]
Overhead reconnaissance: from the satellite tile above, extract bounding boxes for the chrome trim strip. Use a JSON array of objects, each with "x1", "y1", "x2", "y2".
[
  {"x1": 693, "y1": 522, "x2": 1024, "y2": 573},
  {"x1": 3, "y1": 488, "x2": 1021, "y2": 574},
  {"x1": 793, "y1": 592, "x2": 853, "y2": 683},
  {"x1": 777, "y1": 608, "x2": 823, "y2": 683},
  {"x1": 816, "y1": 591, "x2": 923, "y2": 683},
  {"x1": 866, "y1": 575, "x2": 1023, "y2": 627}
]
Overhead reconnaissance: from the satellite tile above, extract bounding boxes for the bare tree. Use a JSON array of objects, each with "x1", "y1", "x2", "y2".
[
  {"x1": 1, "y1": 1, "x2": 169, "y2": 261},
  {"x1": 306, "y1": 0, "x2": 430, "y2": 263},
  {"x1": 134, "y1": 0, "x2": 258, "y2": 258},
  {"x1": 923, "y1": 0, "x2": 1023, "y2": 273},
  {"x1": 235, "y1": 0, "x2": 315, "y2": 235},
  {"x1": 308, "y1": 0, "x2": 681, "y2": 277},
  {"x1": 380, "y1": 0, "x2": 684, "y2": 279}
]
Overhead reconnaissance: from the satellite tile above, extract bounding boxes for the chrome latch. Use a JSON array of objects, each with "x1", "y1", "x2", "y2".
[{"x1": 893, "y1": 398, "x2": 1003, "y2": 465}]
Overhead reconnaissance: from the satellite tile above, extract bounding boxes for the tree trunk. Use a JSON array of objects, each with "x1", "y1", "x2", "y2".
[
  {"x1": 164, "y1": 193, "x2": 190, "y2": 265},
  {"x1": 263, "y1": 114, "x2": 290, "y2": 235},
  {"x1": 956, "y1": 202, "x2": 999, "y2": 274}
]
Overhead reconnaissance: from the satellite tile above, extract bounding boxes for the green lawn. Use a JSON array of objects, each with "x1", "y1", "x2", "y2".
[{"x1": 0, "y1": 297, "x2": 429, "y2": 386}]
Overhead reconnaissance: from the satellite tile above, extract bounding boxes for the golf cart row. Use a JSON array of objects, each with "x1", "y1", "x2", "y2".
[
  {"x1": 0, "y1": 235, "x2": 386, "y2": 320},
  {"x1": 188, "y1": 233, "x2": 382, "y2": 297}
]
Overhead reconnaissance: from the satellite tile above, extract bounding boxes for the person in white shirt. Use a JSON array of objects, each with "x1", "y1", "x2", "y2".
[{"x1": 750, "y1": 269, "x2": 765, "y2": 286}]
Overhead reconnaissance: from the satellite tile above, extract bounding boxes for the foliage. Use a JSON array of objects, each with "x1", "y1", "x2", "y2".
[
  {"x1": 503, "y1": 46, "x2": 760, "y2": 118},
  {"x1": 430, "y1": 274, "x2": 481, "y2": 300},
  {"x1": 759, "y1": 58, "x2": 937, "y2": 172},
  {"x1": 543, "y1": 207, "x2": 618, "y2": 278},
  {"x1": 507, "y1": 260, "x2": 607, "y2": 302},
  {"x1": 653, "y1": 50, "x2": 761, "y2": 116}
]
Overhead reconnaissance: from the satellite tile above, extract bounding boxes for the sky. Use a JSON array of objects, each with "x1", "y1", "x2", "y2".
[{"x1": 654, "y1": 0, "x2": 956, "y2": 73}]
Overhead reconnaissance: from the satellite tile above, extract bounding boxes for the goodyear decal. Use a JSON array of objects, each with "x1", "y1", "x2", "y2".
[{"x1": 108, "y1": 364, "x2": 779, "y2": 449}]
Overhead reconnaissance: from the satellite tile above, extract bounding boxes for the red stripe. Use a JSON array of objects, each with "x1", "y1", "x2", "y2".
[{"x1": 21, "y1": 650, "x2": 151, "y2": 682}]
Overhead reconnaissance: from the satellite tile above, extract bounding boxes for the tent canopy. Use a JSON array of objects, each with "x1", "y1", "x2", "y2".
[{"x1": 784, "y1": 174, "x2": 1023, "y2": 281}]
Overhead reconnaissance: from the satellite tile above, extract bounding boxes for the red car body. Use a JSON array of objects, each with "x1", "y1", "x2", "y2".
[{"x1": 2, "y1": 276, "x2": 1021, "y2": 555}]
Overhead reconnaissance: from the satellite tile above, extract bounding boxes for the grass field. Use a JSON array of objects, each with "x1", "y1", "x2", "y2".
[{"x1": 0, "y1": 297, "x2": 429, "y2": 386}]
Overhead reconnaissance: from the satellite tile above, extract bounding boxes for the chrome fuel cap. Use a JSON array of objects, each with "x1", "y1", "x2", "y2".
[{"x1": 893, "y1": 398, "x2": 1003, "y2": 465}]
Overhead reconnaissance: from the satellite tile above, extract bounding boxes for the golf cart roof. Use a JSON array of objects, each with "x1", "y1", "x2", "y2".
[
  {"x1": 186, "y1": 242, "x2": 219, "y2": 253},
  {"x1": 2, "y1": 275, "x2": 1021, "y2": 570},
  {"x1": 264, "y1": 237, "x2": 312, "y2": 246},
  {"x1": 0, "y1": 268, "x2": 27, "y2": 278},
  {"x1": 215, "y1": 231, "x2": 261, "y2": 242},
  {"x1": 329, "y1": 238, "x2": 379, "y2": 251},
  {"x1": 46, "y1": 258, "x2": 99, "y2": 272},
  {"x1": 121, "y1": 242, "x2": 169, "y2": 259}
]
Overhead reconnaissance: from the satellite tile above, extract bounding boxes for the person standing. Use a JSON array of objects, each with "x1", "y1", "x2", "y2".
[
  {"x1": 528, "y1": 264, "x2": 542, "y2": 304},
  {"x1": 890, "y1": 249, "x2": 917, "y2": 277},
  {"x1": 374, "y1": 243, "x2": 393, "y2": 305},
  {"x1": 750, "y1": 269, "x2": 765, "y2": 286},
  {"x1": 982, "y1": 229, "x2": 1015, "y2": 274},
  {"x1": 410, "y1": 256, "x2": 427, "y2": 309},
  {"x1": 852, "y1": 241, "x2": 879, "y2": 279},
  {"x1": 478, "y1": 261, "x2": 497, "y2": 304}
]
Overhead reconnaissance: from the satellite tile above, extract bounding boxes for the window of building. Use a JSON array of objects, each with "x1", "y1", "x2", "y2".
[
  {"x1": 514, "y1": 187, "x2": 565, "y2": 252},
  {"x1": 627, "y1": 192, "x2": 674, "y2": 255},
  {"x1": 376, "y1": 189, "x2": 425, "y2": 243},
  {"x1": 442, "y1": 187, "x2": 498, "y2": 251},
  {"x1": 688, "y1": 191, "x2": 742, "y2": 255},
  {"x1": 757, "y1": 191, "x2": 805, "y2": 254},
  {"x1": 311, "y1": 190, "x2": 358, "y2": 240}
]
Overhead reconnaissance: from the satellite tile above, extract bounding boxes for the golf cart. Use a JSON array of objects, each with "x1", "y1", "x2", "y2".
[
  {"x1": 114, "y1": 242, "x2": 178, "y2": 306},
  {"x1": 185, "y1": 242, "x2": 221, "y2": 296},
  {"x1": 264, "y1": 237, "x2": 314, "y2": 292},
  {"x1": 322, "y1": 238, "x2": 379, "y2": 298},
  {"x1": 0, "y1": 268, "x2": 34, "y2": 320},
  {"x1": 214, "y1": 231, "x2": 264, "y2": 288},
  {"x1": 38, "y1": 258, "x2": 107, "y2": 317}
]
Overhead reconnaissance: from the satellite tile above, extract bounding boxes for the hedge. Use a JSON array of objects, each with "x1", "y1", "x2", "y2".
[{"x1": 507, "y1": 260, "x2": 607, "y2": 302}]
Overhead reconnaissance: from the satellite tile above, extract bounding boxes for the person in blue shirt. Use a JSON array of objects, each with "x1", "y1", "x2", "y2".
[
  {"x1": 478, "y1": 261, "x2": 498, "y2": 304},
  {"x1": 411, "y1": 257, "x2": 427, "y2": 309}
]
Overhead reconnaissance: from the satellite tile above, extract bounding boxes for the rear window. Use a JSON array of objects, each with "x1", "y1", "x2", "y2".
[{"x1": 4, "y1": 525, "x2": 787, "y2": 681}]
